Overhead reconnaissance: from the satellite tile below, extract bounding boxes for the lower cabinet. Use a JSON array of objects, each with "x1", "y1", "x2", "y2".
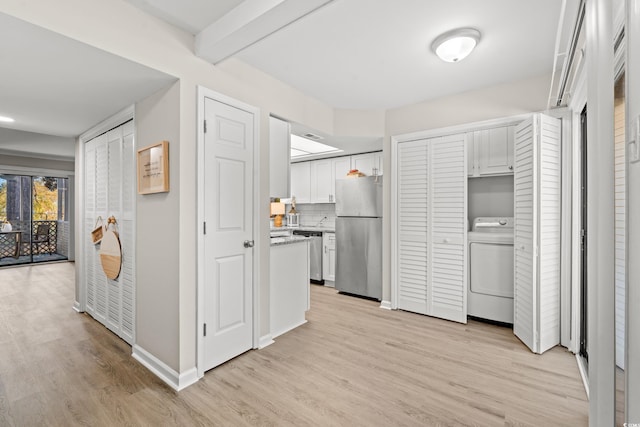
[
  {"x1": 270, "y1": 240, "x2": 310, "y2": 338},
  {"x1": 322, "y1": 232, "x2": 336, "y2": 282}
]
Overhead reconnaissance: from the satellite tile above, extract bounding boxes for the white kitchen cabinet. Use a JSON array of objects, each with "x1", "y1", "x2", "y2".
[
  {"x1": 333, "y1": 156, "x2": 352, "y2": 182},
  {"x1": 352, "y1": 151, "x2": 383, "y2": 176},
  {"x1": 468, "y1": 126, "x2": 514, "y2": 177},
  {"x1": 290, "y1": 162, "x2": 311, "y2": 203},
  {"x1": 269, "y1": 116, "x2": 290, "y2": 197},
  {"x1": 311, "y1": 159, "x2": 334, "y2": 203},
  {"x1": 513, "y1": 113, "x2": 561, "y2": 354},
  {"x1": 322, "y1": 232, "x2": 336, "y2": 282},
  {"x1": 395, "y1": 133, "x2": 467, "y2": 323}
]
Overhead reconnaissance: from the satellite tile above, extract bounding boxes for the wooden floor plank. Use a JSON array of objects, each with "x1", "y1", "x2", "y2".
[{"x1": 0, "y1": 262, "x2": 588, "y2": 426}]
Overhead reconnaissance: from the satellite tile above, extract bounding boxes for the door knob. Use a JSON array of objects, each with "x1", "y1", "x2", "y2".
[{"x1": 243, "y1": 240, "x2": 254, "y2": 248}]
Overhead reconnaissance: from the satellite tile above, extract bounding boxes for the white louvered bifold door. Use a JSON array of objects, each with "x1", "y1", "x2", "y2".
[
  {"x1": 83, "y1": 120, "x2": 135, "y2": 345},
  {"x1": 396, "y1": 134, "x2": 467, "y2": 323},
  {"x1": 429, "y1": 134, "x2": 467, "y2": 323},
  {"x1": 513, "y1": 114, "x2": 561, "y2": 354},
  {"x1": 537, "y1": 114, "x2": 561, "y2": 353},
  {"x1": 397, "y1": 140, "x2": 429, "y2": 315}
]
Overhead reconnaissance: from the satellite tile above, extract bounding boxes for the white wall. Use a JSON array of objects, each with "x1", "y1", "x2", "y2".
[
  {"x1": 468, "y1": 176, "x2": 514, "y2": 226},
  {"x1": 625, "y1": 0, "x2": 640, "y2": 421},
  {"x1": 0, "y1": 153, "x2": 74, "y2": 172},
  {"x1": 135, "y1": 82, "x2": 182, "y2": 371}
]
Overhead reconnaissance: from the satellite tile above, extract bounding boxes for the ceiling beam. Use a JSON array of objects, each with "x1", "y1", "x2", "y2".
[{"x1": 195, "y1": 0, "x2": 334, "y2": 64}]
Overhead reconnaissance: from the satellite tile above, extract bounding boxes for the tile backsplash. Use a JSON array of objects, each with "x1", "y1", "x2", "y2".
[{"x1": 287, "y1": 203, "x2": 336, "y2": 228}]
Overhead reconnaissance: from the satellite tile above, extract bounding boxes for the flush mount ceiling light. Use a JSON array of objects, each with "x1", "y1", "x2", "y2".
[
  {"x1": 431, "y1": 28, "x2": 481, "y2": 63},
  {"x1": 0, "y1": 116, "x2": 15, "y2": 123}
]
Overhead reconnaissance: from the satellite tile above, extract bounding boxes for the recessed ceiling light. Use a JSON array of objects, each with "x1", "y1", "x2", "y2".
[
  {"x1": 432, "y1": 28, "x2": 481, "y2": 63},
  {"x1": 0, "y1": 116, "x2": 15, "y2": 123}
]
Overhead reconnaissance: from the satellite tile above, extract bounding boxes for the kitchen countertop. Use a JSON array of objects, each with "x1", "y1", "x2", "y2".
[
  {"x1": 288, "y1": 226, "x2": 336, "y2": 233},
  {"x1": 270, "y1": 235, "x2": 309, "y2": 246}
]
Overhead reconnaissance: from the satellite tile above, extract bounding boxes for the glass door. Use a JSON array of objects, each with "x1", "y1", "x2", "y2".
[{"x1": 0, "y1": 174, "x2": 69, "y2": 267}]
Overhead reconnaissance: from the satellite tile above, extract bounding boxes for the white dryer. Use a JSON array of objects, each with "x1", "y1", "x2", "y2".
[{"x1": 468, "y1": 217, "x2": 514, "y2": 324}]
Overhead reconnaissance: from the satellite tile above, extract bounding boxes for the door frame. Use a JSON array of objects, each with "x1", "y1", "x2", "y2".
[{"x1": 196, "y1": 86, "x2": 261, "y2": 378}]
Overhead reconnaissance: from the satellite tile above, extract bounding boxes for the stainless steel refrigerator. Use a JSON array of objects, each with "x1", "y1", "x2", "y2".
[{"x1": 335, "y1": 175, "x2": 382, "y2": 300}]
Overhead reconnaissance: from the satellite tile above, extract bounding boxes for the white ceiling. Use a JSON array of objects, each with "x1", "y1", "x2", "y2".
[
  {"x1": 0, "y1": 12, "x2": 176, "y2": 160},
  {"x1": 1, "y1": 1, "x2": 577, "y2": 161},
  {"x1": 126, "y1": 0, "x2": 566, "y2": 110}
]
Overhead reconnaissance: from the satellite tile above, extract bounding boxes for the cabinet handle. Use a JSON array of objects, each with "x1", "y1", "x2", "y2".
[
  {"x1": 325, "y1": 245, "x2": 327, "y2": 254},
  {"x1": 509, "y1": 165, "x2": 513, "y2": 170},
  {"x1": 443, "y1": 238, "x2": 450, "y2": 244}
]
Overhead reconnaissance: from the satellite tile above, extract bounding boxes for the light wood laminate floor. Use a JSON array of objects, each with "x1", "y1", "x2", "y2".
[{"x1": 0, "y1": 262, "x2": 588, "y2": 426}]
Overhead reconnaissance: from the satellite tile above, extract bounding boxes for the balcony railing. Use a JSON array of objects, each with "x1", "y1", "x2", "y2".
[{"x1": 0, "y1": 220, "x2": 66, "y2": 257}]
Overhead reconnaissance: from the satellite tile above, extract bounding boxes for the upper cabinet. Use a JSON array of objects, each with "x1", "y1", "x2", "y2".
[
  {"x1": 291, "y1": 152, "x2": 382, "y2": 204},
  {"x1": 269, "y1": 117, "x2": 291, "y2": 197},
  {"x1": 351, "y1": 152, "x2": 383, "y2": 176},
  {"x1": 290, "y1": 162, "x2": 311, "y2": 203},
  {"x1": 310, "y1": 159, "x2": 334, "y2": 203},
  {"x1": 468, "y1": 126, "x2": 515, "y2": 177}
]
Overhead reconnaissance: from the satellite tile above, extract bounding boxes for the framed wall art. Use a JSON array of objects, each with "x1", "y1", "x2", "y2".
[{"x1": 137, "y1": 141, "x2": 169, "y2": 194}]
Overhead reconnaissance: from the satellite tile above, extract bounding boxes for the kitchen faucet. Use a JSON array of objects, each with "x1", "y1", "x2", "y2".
[{"x1": 315, "y1": 216, "x2": 328, "y2": 227}]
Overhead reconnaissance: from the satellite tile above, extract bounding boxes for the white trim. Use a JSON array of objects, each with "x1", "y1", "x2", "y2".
[
  {"x1": 196, "y1": 86, "x2": 261, "y2": 379},
  {"x1": 379, "y1": 300, "x2": 392, "y2": 310},
  {"x1": 390, "y1": 135, "x2": 399, "y2": 310},
  {"x1": 0, "y1": 165, "x2": 75, "y2": 177},
  {"x1": 132, "y1": 345, "x2": 199, "y2": 391},
  {"x1": 392, "y1": 114, "x2": 530, "y2": 144},
  {"x1": 568, "y1": 68, "x2": 587, "y2": 355},
  {"x1": 258, "y1": 334, "x2": 275, "y2": 349},
  {"x1": 576, "y1": 354, "x2": 590, "y2": 398},
  {"x1": 80, "y1": 106, "x2": 135, "y2": 143}
]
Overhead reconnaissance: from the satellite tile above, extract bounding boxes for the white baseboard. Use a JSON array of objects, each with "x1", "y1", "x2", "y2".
[
  {"x1": 258, "y1": 334, "x2": 275, "y2": 349},
  {"x1": 72, "y1": 301, "x2": 82, "y2": 313},
  {"x1": 380, "y1": 300, "x2": 392, "y2": 310},
  {"x1": 271, "y1": 320, "x2": 307, "y2": 340},
  {"x1": 132, "y1": 345, "x2": 199, "y2": 391}
]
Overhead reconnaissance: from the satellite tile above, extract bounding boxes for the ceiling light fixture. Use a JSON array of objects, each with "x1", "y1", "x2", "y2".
[
  {"x1": 431, "y1": 28, "x2": 481, "y2": 63},
  {"x1": 0, "y1": 116, "x2": 15, "y2": 123}
]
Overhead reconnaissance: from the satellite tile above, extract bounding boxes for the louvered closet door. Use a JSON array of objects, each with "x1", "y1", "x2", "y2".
[
  {"x1": 84, "y1": 139, "x2": 98, "y2": 316},
  {"x1": 429, "y1": 134, "x2": 467, "y2": 323},
  {"x1": 513, "y1": 114, "x2": 561, "y2": 354},
  {"x1": 537, "y1": 114, "x2": 561, "y2": 353},
  {"x1": 83, "y1": 120, "x2": 135, "y2": 345},
  {"x1": 397, "y1": 140, "x2": 429, "y2": 314},
  {"x1": 514, "y1": 117, "x2": 536, "y2": 351}
]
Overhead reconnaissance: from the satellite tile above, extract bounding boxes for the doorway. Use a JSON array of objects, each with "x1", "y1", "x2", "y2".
[{"x1": 0, "y1": 174, "x2": 70, "y2": 267}]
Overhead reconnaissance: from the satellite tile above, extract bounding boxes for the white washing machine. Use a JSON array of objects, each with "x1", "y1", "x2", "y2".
[{"x1": 468, "y1": 217, "x2": 514, "y2": 324}]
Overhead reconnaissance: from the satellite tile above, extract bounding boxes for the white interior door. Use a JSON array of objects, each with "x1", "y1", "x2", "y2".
[{"x1": 203, "y1": 97, "x2": 254, "y2": 372}]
